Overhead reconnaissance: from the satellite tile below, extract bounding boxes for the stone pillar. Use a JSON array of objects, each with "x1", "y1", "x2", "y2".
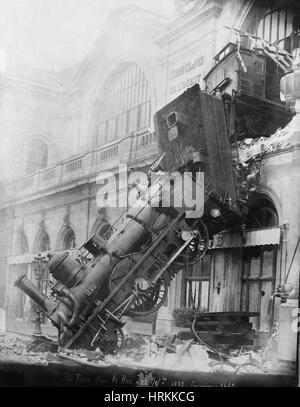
[
  {"x1": 277, "y1": 299, "x2": 298, "y2": 363},
  {"x1": 278, "y1": 49, "x2": 300, "y2": 363}
]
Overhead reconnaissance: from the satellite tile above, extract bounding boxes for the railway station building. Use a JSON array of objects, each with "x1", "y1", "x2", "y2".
[{"x1": 0, "y1": 0, "x2": 299, "y2": 363}]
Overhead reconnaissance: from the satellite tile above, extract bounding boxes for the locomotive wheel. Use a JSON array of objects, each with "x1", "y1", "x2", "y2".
[
  {"x1": 152, "y1": 215, "x2": 209, "y2": 264},
  {"x1": 92, "y1": 321, "x2": 124, "y2": 354},
  {"x1": 109, "y1": 254, "x2": 168, "y2": 317},
  {"x1": 129, "y1": 275, "x2": 167, "y2": 316}
]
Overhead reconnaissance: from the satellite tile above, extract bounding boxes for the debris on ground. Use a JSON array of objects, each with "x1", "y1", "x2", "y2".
[
  {"x1": 0, "y1": 333, "x2": 51, "y2": 364},
  {"x1": 0, "y1": 328, "x2": 284, "y2": 374}
]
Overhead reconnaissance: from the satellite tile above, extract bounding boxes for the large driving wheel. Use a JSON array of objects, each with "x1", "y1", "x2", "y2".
[{"x1": 109, "y1": 253, "x2": 168, "y2": 317}]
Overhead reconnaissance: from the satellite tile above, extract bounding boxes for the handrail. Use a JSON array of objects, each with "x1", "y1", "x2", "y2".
[{"x1": 2, "y1": 128, "x2": 158, "y2": 202}]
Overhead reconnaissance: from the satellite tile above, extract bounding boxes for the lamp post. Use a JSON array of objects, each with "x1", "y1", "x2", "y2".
[{"x1": 32, "y1": 254, "x2": 48, "y2": 337}]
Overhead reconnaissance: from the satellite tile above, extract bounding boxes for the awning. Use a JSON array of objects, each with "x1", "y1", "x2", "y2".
[{"x1": 209, "y1": 227, "x2": 281, "y2": 250}]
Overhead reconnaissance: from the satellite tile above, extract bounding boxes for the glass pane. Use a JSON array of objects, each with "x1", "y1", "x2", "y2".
[
  {"x1": 264, "y1": 14, "x2": 271, "y2": 42},
  {"x1": 189, "y1": 262, "x2": 199, "y2": 278},
  {"x1": 262, "y1": 247, "x2": 274, "y2": 277},
  {"x1": 200, "y1": 280, "x2": 209, "y2": 311},
  {"x1": 286, "y1": 11, "x2": 293, "y2": 37},
  {"x1": 200, "y1": 254, "x2": 211, "y2": 277},
  {"x1": 185, "y1": 280, "x2": 200, "y2": 308},
  {"x1": 249, "y1": 281, "x2": 260, "y2": 312},
  {"x1": 257, "y1": 18, "x2": 263, "y2": 38},
  {"x1": 107, "y1": 119, "x2": 116, "y2": 140},
  {"x1": 271, "y1": 11, "x2": 278, "y2": 43},
  {"x1": 95, "y1": 63, "x2": 150, "y2": 142},
  {"x1": 249, "y1": 246, "x2": 261, "y2": 277},
  {"x1": 241, "y1": 281, "x2": 247, "y2": 311},
  {"x1": 128, "y1": 107, "x2": 139, "y2": 133},
  {"x1": 192, "y1": 280, "x2": 200, "y2": 307},
  {"x1": 278, "y1": 9, "x2": 286, "y2": 40}
]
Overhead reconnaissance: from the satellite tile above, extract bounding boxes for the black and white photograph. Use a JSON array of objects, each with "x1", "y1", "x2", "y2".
[{"x1": 0, "y1": 0, "x2": 299, "y2": 391}]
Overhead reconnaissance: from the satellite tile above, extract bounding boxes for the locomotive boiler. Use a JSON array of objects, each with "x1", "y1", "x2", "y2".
[{"x1": 14, "y1": 84, "x2": 246, "y2": 353}]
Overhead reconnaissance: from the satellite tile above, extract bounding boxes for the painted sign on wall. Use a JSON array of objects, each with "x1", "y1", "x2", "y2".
[{"x1": 168, "y1": 56, "x2": 205, "y2": 97}]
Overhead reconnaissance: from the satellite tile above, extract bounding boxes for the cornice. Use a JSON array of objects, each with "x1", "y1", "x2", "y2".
[{"x1": 156, "y1": 3, "x2": 222, "y2": 46}]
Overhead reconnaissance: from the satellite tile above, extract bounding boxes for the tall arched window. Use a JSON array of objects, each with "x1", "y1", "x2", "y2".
[
  {"x1": 90, "y1": 217, "x2": 113, "y2": 241},
  {"x1": 59, "y1": 227, "x2": 76, "y2": 250},
  {"x1": 95, "y1": 62, "x2": 151, "y2": 146},
  {"x1": 33, "y1": 230, "x2": 50, "y2": 253},
  {"x1": 26, "y1": 139, "x2": 48, "y2": 175},
  {"x1": 14, "y1": 232, "x2": 29, "y2": 255},
  {"x1": 256, "y1": 2, "x2": 300, "y2": 52},
  {"x1": 245, "y1": 197, "x2": 279, "y2": 229}
]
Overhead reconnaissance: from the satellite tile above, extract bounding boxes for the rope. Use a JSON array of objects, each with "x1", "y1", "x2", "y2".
[{"x1": 191, "y1": 315, "x2": 227, "y2": 361}]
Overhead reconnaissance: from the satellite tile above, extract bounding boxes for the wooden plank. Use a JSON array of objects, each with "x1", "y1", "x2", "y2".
[
  {"x1": 193, "y1": 332, "x2": 255, "y2": 345},
  {"x1": 193, "y1": 312, "x2": 260, "y2": 317},
  {"x1": 194, "y1": 326, "x2": 254, "y2": 334},
  {"x1": 195, "y1": 330, "x2": 256, "y2": 339},
  {"x1": 177, "y1": 330, "x2": 255, "y2": 346},
  {"x1": 176, "y1": 319, "x2": 253, "y2": 328},
  {"x1": 194, "y1": 320, "x2": 253, "y2": 327},
  {"x1": 225, "y1": 249, "x2": 243, "y2": 311}
]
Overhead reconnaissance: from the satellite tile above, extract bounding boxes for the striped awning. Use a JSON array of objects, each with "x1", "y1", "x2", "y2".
[{"x1": 209, "y1": 227, "x2": 281, "y2": 250}]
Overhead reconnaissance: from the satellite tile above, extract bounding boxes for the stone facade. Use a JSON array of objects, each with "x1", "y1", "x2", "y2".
[{"x1": 0, "y1": 0, "x2": 299, "y2": 361}]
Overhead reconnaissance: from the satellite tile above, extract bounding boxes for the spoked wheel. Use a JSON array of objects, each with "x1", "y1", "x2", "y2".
[
  {"x1": 152, "y1": 215, "x2": 210, "y2": 265},
  {"x1": 92, "y1": 321, "x2": 124, "y2": 354},
  {"x1": 129, "y1": 275, "x2": 168, "y2": 316},
  {"x1": 175, "y1": 219, "x2": 209, "y2": 263},
  {"x1": 109, "y1": 253, "x2": 169, "y2": 317}
]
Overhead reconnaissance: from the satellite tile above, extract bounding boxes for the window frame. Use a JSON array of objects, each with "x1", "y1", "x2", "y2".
[
  {"x1": 183, "y1": 254, "x2": 211, "y2": 311},
  {"x1": 257, "y1": 5, "x2": 294, "y2": 51},
  {"x1": 26, "y1": 139, "x2": 48, "y2": 175},
  {"x1": 95, "y1": 63, "x2": 151, "y2": 146},
  {"x1": 241, "y1": 244, "x2": 277, "y2": 330}
]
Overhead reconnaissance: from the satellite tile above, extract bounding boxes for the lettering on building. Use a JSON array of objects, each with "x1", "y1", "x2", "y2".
[
  {"x1": 169, "y1": 73, "x2": 202, "y2": 95},
  {"x1": 169, "y1": 56, "x2": 204, "y2": 80}
]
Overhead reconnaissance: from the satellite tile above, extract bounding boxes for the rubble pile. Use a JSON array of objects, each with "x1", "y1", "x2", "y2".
[
  {"x1": 0, "y1": 331, "x2": 280, "y2": 374},
  {"x1": 0, "y1": 333, "x2": 51, "y2": 365},
  {"x1": 236, "y1": 121, "x2": 294, "y2": 163},
  {"x1": 57, "y1": 333, "x2": 279, "y2": 374}
]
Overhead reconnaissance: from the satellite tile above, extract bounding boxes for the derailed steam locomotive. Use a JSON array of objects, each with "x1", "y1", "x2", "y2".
[{"x1": 15, "y1": 84, "x2": 249, "y2": 352}]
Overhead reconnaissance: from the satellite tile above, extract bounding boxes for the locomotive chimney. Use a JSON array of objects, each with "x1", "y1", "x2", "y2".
[{"x1": 14, "y1": 274, "x2": 56, "y2": 314}]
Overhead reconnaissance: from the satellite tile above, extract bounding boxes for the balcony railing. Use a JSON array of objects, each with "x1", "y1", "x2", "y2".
[{"x1": 3, "y1": 128, "x2": 158, "y2": 203}]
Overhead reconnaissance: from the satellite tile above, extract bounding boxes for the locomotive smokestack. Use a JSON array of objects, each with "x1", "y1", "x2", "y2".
[{"x1": 14, "y1": 274, "x2": 56, "y2": 314}]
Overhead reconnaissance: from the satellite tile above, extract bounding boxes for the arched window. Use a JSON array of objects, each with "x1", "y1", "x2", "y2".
[
  {"x1": 33, "y1": 230, "x2": 50, "y2": 253},
  {"x1": 256, "y1": 2, "x2": 300, "y2": 52},
  {"x1": 14, "y1": 232, "x2": 29, "y2": 255},
  {"x1": 26, "y1": 139, "x2": 48, "y2": 175},
  {"x1": 90, "y1": 217, "x2": 113, "y2": 241},
  {"x1": 12, "y1": 231, "x2": 29, "y2": 320},
  {"x1": 95, "y1": 62, "x2": 151, "y2": 146},
  {"x1": 59, "y1": 227, "x2": 76, "y2": 250},
  {"x1": 245, "y1": 197, "x2": 278, "y2": 229}
]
